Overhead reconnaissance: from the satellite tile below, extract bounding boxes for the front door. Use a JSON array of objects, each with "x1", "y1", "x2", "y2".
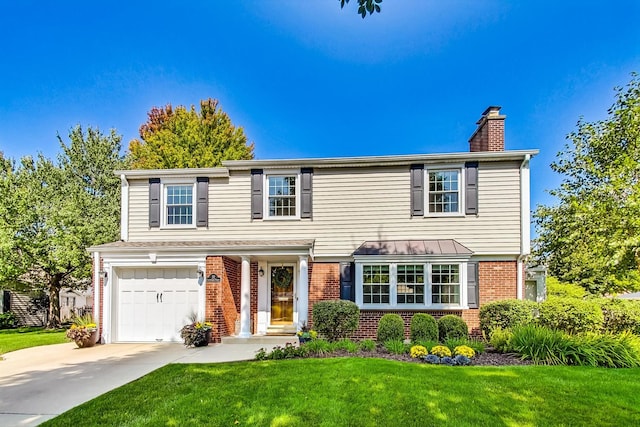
[{"x1": 269, "y1": 265, "x2": 295, "y2": 326}]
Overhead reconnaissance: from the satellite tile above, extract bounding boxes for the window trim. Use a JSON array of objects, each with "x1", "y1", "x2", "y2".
[
  {"x1": 264, "y1": 171, "x2": 301, "y2": 220},
  {"x1": 355, "y1": 259, "x2": 468, "y2": 310},
  {"x1": 160, "y1": 179, "x2": 197, "y2": 229},
  {"x1": 424, "y1": 163, "x2": 465, "y2": 217}
]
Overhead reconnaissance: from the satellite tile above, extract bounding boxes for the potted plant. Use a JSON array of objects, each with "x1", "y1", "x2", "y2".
[
  {"x1": 297, "y1": 322, "x2": 318, "y2": 344},
  {"x1": 66, "y1": 314, "x2": 98, "y2": 348},
  {"x1": 180, "y1": 316, "x2": 213, "y2": 347}
]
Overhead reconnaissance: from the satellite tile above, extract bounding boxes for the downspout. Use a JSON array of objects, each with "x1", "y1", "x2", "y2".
[
  {"x1": 120, "y1": 174, "x2": 129, "y2": 241},
  {"x1": 93, "y1": 251, "x2": 101, "y2": 339},
  {"x1": 518, "y1": 154, "x2": 531, "y2": 300}
]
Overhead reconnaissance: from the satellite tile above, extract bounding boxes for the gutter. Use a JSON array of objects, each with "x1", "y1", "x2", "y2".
[{"x1": 518, "y1": 154, "x2": 532, "y2": 299}]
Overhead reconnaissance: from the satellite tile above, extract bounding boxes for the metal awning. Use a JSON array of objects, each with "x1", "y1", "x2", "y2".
[{"x1": 353, "y1": 240, "x2": 472, "y2": 256}]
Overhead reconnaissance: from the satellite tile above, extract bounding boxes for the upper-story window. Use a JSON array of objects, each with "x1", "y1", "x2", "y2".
[
  {"x1": 267, "y1": 175, "x2": 298, "y2": 218},
  {"x1": 165, "y1": 183, "x2": 195, "y2": 226},
  {"x1": 427, "y1": 169, "x2": 461, "y2": 214}
]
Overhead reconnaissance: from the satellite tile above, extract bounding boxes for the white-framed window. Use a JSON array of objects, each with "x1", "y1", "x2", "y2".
[
  {"x1": 356, "y1": 261, "x2": 466, "y2": 309},
  {"x1": 163, "y1": 181, "x2": 196, "y2": 227},
  {"x1": 265, "y1": 174, "x2": 299, "y2": 219},
  {"x1": 425, "y1": 165, "x2": 464, "y2": 215}
]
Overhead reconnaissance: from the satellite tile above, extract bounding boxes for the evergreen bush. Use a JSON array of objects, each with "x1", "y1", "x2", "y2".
[
  {"x1": 377, "y1": 313, "x2": 405, "y2": 342},
  {"x1": 437, "y1": 315, "x2": 468, "y2": 341},
  {"x1": 479, "y1": 299, "x2": 537, "y2": 337},
  {"x1": 410, "y1": 313, "x2": 438, "y2": 342},
  {"x1": 312, "y1": 300, "x2": 360, "y2": 342}
]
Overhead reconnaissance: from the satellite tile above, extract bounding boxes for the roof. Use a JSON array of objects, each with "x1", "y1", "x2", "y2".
[
  {"x1": 353, "y1": 240, "x2": 473, "y2": 256},
  {"x1": 114, "y1": 149, "x2": 539, "y2": 178},
  {"x1": 88, "y1": 239, "x2": 315, "y2": 253}
]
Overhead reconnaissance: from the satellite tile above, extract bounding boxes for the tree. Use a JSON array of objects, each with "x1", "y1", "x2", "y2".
[
  {"x1": 534, "y1": 73, "x2": 640, "y2": 295},
  {"x1": 0, "y1": 126, "x2": 124, "y2": 328},
  {"x1": 128, "y1": 98, "x2": 254, "y2": 169},
  {"x1": 340, "y1": 0, "x2": 382, "y2": 18}
]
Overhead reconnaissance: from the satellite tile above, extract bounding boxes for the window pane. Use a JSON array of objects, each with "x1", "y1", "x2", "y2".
[
  {"x1": 268, "y1": 176, "x2": 297, "y2": 217},
  {"x1": 397, "y1": 264, "x2": 424, "y2": 305},
  {"x1": 362, "y1": 265, "x2": 390, "y2": 305},
  {"x1": 428, "y1": 170, "x2": 460, "y2": 213},
  {"x1": 431, "y1": 264, "x2": 460, "y2": 304},
  {"x1": 166, "y1": 185, "x2": 193, "y2": 225}
]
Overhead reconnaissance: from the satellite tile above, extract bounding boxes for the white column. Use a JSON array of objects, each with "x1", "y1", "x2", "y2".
[
  {"x1": 298, "y1": 256, "x2": 309, "y2": 328},
  {"x1": 238, "y1": 256, "x2": 252, "y2": 337}
]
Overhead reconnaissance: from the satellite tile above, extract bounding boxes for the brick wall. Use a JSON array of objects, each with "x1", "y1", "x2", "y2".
[
  {"x1": 469, "y1": 107, "x2": 505, "y2": 152},
  {"x1": 353, "y1": 310, "x2": 461, "y2": 340},
  {"x1": 307, "y1": 262, "x2": 340, "y2": 328},
  {"x1": 205, "y1": 256, "x2": 242, "y2": 343}
]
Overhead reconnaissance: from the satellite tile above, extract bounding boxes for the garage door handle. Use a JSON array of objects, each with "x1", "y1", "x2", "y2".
[
  {"x1": 156, "y1": 293, "x2": 159, "y2": 303},
  {"x1": 160, "y1": 293, "x2": 163, "y2": 303}
]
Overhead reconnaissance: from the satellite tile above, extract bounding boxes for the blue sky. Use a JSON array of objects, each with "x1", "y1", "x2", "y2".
[{"x1": 0, "y1": 1, "x2": 638, "y2": 212}]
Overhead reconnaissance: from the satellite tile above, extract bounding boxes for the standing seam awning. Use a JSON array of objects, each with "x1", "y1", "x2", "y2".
[{"x1": 353, "y1": 240, "x2": 473, "y2": 256}]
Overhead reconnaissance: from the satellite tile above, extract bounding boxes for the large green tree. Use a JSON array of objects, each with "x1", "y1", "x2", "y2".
[
  {"x1": 534, "y1": 73, "x2": 640, "y2": 295},
  {"x1": 128, "y1": 98, "x2": 254, "y2": 169},
  {"x1": 0, "y1": 126, "x2": 124, "y2": 327}
]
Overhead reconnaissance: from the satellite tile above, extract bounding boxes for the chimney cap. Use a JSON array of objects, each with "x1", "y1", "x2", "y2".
[{"x1": 482, "y1": 106, "x2": 502, "y2": 116}]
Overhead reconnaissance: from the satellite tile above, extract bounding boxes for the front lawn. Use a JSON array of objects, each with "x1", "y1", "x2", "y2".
[
  {"x1": 0, "y1": 328, "x2": 67, "y2": 355},
  {"x1": 44, "y1": 358, "x2": 640, "y2": 426}
]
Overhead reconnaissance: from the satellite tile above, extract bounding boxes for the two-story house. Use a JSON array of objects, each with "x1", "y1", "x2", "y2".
[{"x1": 89, "y1": 106, "x2": 537, "y2": 343}]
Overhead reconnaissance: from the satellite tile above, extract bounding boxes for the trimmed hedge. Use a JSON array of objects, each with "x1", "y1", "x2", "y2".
[
  {"x1": 599, "y1": 299, "x2": 640, "y2": 335},
  {"x1": 312, "y1": 300, "x2": 360, "y2": 342},
  {"x1": 437, "y1": 315, "x2": 468, "y2": 341},
  {"x1": 410, "y1": 313, "x2": 438, "y2": 342},
  {"x1": 537, "y1": 297, "x2": 604, "y2": 335},
  {"x1": 377, "y1": 314, "x2": 404, "y2": 342},
  {"x1": 479, "y1": 299, "x2": 537, "y2": 337}
]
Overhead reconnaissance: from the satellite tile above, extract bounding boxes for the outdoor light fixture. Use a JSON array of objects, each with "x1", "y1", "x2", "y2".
[
  {"x1": 259, "y1": 267, "x2": 265, "y2": 277},
  {"x1": 99, "y1": 270, "x2": 108, "y2": 286},
  {"x1": 197, "y1": 270, "x2": 205, "y2": 286},
  {"x1": 207, "y1": 273, "x2": 221, "y2": 283}
]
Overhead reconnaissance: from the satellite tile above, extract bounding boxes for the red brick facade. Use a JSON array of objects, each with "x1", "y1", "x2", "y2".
[
  {"x1": 307, "y1": 262, "x2": 340, "y2": 328},
  {"x1": 469, "y1": 107, "x2": 505, "y2": 152}
]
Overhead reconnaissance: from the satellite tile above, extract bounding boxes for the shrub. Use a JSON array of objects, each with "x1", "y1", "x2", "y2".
[
  {"x1": 258, "y1": 343, "x2": 305, "y2": 360},
  {"x1": 410, "y1": 313, "x2": 438, "y2": 342},
  {"x1": 453, "y1": 355, "x2": 471, "y2": 366},
  {"x1": 537, "y1": 297, "x2": 604, "y2": 334},
  {"x1": 312, "y1": 300, "x2": 360, "y2": 342},
  {"x1": 441, "y1": 356, "x2": 455, "y2": 366},
  {"x1": 410, "y1": 345, "x2": 428, "y2": 358},
  {"x1": 358, "y1": 339, "x2": 376, "y2": 352},
  {"x1": 437, "y1": 315, "x2": 468, "y2": 341},
  {"x1": 377, "y1": 313, "x2": 405, "y2": 342},
  {"x1": 479, "y1": 299, "x2": 537, "y2": 337},
  {"x1": 383, "y1": 339, "x2": 406, "y2": 355},
  {"x1": 454, "y1": 345, "x2": 475, "y2": 358},
  {"x1": 547, "y1": 277, "x2": 587, "y2": 299},
  {"x1": 331, "y1": 338, "x2": 359, "y2": 353},
  {"x1": 430, "y1": 345, "x2": 452, "y2": 357},
  {"x1": 489, "y1": 328, "x2": 514, "y2": 353},
  {"x1": 599, "y1": 299, "x2": 640, "y2": 334},
  {"x1": 445, "y1": 338, "x2": 485, "y2": 354},
  {"x1": 0, "y1": 311, "x2": 18, "y2": 329},
  {"x1": 510, "y1": 325, "x2": 572, "y2": 365},
  {"x1": 424, "y1": 354, "x2": 440, "y2": 364}
]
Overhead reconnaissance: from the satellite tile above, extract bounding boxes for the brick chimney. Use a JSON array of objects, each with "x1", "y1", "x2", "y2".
[{"x1": 469, "y1": 106, "x2": 505, "y2": 152}]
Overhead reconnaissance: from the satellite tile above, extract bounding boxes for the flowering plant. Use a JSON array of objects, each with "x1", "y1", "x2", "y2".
[
  {"x1": 66, "y1": 314, "x2": 98, "y2": 346},
  {"x1": 296, "y1": 322, "x2": 318, "y2": 341},
  {"x1": 430, "y1": 345, "x2": 452, "y2": 358},
  {"x1": 410, "y1": 345, "x2": 428, "y2": 358},
  {"x1": 454, "y1": 345, "x2": 476, "y2": 358},
  {"x1": 180, "y1": 320, "x2": 213, "y2": 347}
]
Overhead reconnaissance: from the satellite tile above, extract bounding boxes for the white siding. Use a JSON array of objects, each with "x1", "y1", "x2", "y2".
[{"x1": 127, "y1": 161, "x2": 522, "y2": 256}]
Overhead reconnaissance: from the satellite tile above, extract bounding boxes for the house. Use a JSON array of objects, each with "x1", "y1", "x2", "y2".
[
  {"x1": 88, "y1": 106, "x2": 538, "y2": 343},
  {"x1": 60, "y1": 287, "x2": 93, "y2": 322}
]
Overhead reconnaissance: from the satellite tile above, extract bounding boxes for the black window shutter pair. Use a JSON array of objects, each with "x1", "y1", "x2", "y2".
[
  {"x1": 251, "y1": 168, "x2": 313, "y2": 219},
  {"x1": 410, "y1": 162, "x2": 479, "y2": 216},
  {"x1": 148, "y1": 177, "x2": 209, "y2": 227},
  {"x1": 467, "y1": 262, "x2": 479, "y2": 309}
]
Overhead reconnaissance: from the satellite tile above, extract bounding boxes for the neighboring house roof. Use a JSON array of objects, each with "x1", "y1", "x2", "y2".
[
  {"x1": 353, "y1": 240, "x2": 473, "y2": 256},
  {"x1": 618, "y1": 292, "x2": 640, "y2": 300},
  {"x1": 88, "y1": 239, "x2": 315, "y2": 253}
]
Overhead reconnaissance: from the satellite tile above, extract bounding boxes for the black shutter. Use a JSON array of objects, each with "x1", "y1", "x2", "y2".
[
  {"x1": 149, "y1": 178, "x2": 161, "y2": 228},
  {"x1": 251, "y1": 169, "x2": 263, "y2": 219},
  {"x1": 465, "y1": 161, "x2": 479, "y2": 215},
  {"x1": 300, "y1": 168, "x2": 313, "y2": 219},
  {"x1": 2, "y1": 290, "x2": 10, "y2": 312},
  {"x1": 340, "y1": 262, "x2": 355, "y2": 302},
  {"x1": 196, "y1": 177, "x2": 209, "y2": 227},
  {"x1": 410, "y1": 164, "x2": 424, "y2": 216},
  {"x1": 467, "y1": 262, "x2": 479, "y2": 309}
]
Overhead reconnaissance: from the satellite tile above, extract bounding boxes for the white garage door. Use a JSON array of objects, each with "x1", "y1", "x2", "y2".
[{"x1": 117, "y1": 267, "x2": 199, "y2": 342}]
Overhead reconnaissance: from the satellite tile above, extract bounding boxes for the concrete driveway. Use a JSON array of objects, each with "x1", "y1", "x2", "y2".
[{"x1": 0, "y1": 339, "x2": 290, "y2": 426}]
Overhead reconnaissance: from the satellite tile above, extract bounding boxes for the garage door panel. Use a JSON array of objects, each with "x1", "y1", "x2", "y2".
[{"x1": 117, "y1": 268, "x2": 199, "y2": 343}]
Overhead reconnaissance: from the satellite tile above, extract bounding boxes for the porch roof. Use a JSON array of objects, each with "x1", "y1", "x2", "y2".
[
  {"x1": 88, "y1": 239, "x2": 315, "y2": 254},
  {"x1": 353, "y1": 240, "x2": 473, "y2": 256}
]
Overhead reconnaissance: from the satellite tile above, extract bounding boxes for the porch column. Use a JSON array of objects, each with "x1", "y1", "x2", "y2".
[
  {"x1": 298, "y1": 256, "x2": 309, "y2": 328},
  {"x1": 238, "y1": 256, "x2": 252, "y2": 338}
]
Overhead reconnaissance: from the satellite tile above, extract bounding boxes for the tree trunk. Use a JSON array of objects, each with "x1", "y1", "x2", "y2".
[{"x1": 46, "y1": 276, "x2": 62, "y2": 329}]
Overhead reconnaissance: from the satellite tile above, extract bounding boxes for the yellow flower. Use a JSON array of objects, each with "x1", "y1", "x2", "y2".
[
  {"x1": 410, "y1": 345, "x2": 428, "y2": 358},
  {"x1": 454, "y1": 345, "x2": 475, "y2": 358},
  {"x1": 430, "y1": 345, "x2": 452, "y2": 357}
]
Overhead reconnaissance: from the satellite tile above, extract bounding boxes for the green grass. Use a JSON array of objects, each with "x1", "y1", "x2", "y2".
[
  {"x1": 0, "y1": 328, "x2": 67, "y2": 355},
  {"x1": 44, "y1": 358, "x2": 640, "y2": 426}
]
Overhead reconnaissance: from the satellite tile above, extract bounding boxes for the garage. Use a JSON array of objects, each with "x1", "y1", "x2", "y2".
[{"x1": 116, "y1": 267, "x2": 200, "y2": 342}]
